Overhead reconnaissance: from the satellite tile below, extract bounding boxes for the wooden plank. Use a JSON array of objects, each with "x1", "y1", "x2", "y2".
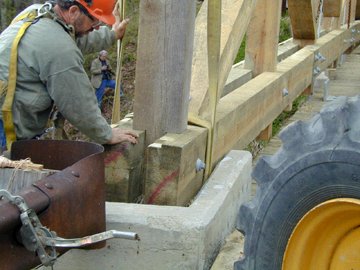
[
  {"x1": 0, "y1": 168, "x2": 55, "y2": 194},
  {"x1": 224, "y1": 38, "x2": 300, "y2": 96},
  {"x1": 213, "y1": 49, "x2": 314, "y2": 163},
  {"x1": 288, "y1": 0, "x2": 317, "y2": 40},
  {"x1": 104, "y1": 118, "x2": 146, "y2": 203},
  {"x1": 351, "y1": 0, "x2": 357, "y2": 22},
  {"x1": 144, "y1": 125, "x2": 207, "y2": 206},
  {"x1": 213, "y1": 24, "x2": 360, "y2": 165},
  {"x1": 256, "y1": 124, "x2": 273, "y2": 141},
  {"x1": 133, "y1": 0, "x2": 196, "y2": 145},
  {"x1": 313, "y1": 26, "x2": 358, "y2": 71},
  {"x1": 188, "y1": 0, "x2": 256, "y2": 120},
  {"x1": 322, "y1": 17, "x2": 341, "y2": 31},
  {"x1": 322, "y1": 0, "x2": 354, "y2": 30},
  {"x1": 323, "y1": 0, "x2": 342, "y2": 17},
  {"x1": 244, "y1": 0, "x2": 282, "y2": 75}
]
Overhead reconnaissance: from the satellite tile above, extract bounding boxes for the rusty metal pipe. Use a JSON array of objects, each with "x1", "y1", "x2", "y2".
[{"x1": 0, "y1": 140, "x2": 106, "y2": 270}]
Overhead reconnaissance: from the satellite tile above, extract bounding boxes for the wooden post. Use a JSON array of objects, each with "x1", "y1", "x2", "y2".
[
  {"x1": 245, "y1": 0, "x2": 282, "y2": 76},
  {"x1": 288, "y1": 0, "x2": 317, "y2": 41},
  {"x1": 244, "y1": 0, "x2": 281, "y2": 142},
  {"x1": 133, "y1": 0, "x2": 196, "y2": 146},
  {"x1": 357, "y1": 0, "x2": 360, "y2": 19},
  {"x1": 257, "y1": 125, "x2": 273, "y2": 141},
  {"x1": 351, "y1": 0, "x2": 357, "y2": 23},
  {"x1": 188, "y1": 0, "x2": 257, "y2": 120}
]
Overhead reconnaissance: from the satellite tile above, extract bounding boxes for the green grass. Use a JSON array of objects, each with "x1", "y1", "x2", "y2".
[
  {"x1": 272, "y1": 95, "x2": 307, "y2": 136},
  {"x1": 83, "y1": 0, "x2": 140, "y2": 76}
]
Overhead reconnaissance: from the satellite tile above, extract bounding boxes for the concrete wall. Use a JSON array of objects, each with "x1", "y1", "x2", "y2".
[{"x1": 47, "y1": 150, "x2": 252, "y2": 270}]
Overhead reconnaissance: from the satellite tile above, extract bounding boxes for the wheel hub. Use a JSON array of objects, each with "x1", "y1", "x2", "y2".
[{"x1": 283, "y1": 198, "x2": 360, "y2": 270}]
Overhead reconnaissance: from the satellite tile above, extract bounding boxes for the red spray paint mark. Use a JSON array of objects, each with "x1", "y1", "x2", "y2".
[
  {"x1": 104, "y1": 144, "x2": 128, "y2": 165},
  {"x1": 147, "y1": 169, "x2": 180, "y2": 204}
]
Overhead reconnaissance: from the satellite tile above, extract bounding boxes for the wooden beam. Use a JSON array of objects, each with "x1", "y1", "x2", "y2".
[
  {"x1": 322, "y1": 0, "x2": 355, "y2": 30},
  {"x1": 133, "y1": 0, "x2": 196, "y2": 145},
  {"x1": 257, "y1": 124, "x2": 273, "y2": 141},
  {"x1": 351, "y1": 0, "x2": 357, "y2": 22},
  {"x1": 288, "y1": 0, "x2": 317, "y2": 40},
  {"x1": 244, "y1": 0, "x2": 282, "y2": 76},
  {"x1": 104, "y1": 118, "x2": 145, "y2": 203},
  {"x1": 144, "y1": 125, "x2": 207, "y2": 206},
  {"x1": 323, "y1": 0, "x2": 342, "y2": 17},
  {"x1": 188, "y1": 0, "x2": 257, "y2": 120},
  {"x1": 213, "y1": 23, "x2": 359, "y2": 165},
  {"x1": 0, "y1": 169, "x2": 55, "y2": 194},
  {"x1": 224, "y1": 38, "x2": 300, "y2": 96}
]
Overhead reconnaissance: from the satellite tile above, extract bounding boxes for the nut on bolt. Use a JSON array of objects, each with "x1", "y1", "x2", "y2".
[
  {"x1": 196, "y1": 159, "x2": 206, "y2": 172},
  {"x1": 282, "y1": 88, "x2": 289, "y2": 97}
]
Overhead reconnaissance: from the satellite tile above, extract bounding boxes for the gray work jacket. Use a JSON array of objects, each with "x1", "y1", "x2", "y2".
[{"x1": 0, "y1": 4, "x2": 117, "y2": 144}]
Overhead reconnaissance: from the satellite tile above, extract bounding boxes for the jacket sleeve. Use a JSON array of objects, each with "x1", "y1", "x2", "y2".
[
  {"x1": 44, "y1": 48, "x2": 112, "y2": 144},
  {"x1": 76, "y1": 26, "x2": 117, "y2": 54}
]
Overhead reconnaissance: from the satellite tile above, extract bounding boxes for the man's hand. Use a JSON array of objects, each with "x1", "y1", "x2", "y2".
[
  {"x1": 107, "y1": 128, "x2": 138, "y2": 145},
  {"x1": 101, "y1": 65, "x2": 108, "y2": 71},
  {"x1": 112, "y1": 18, "x2": 130, "y2": 40},
  {"x1": 112, "y1": 4, "x2": 130, "y2": 40}
]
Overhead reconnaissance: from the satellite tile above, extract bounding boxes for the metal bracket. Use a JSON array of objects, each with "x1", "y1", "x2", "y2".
[{"x1": 0, "y1": 189, "x2": 139, "y2": 267}]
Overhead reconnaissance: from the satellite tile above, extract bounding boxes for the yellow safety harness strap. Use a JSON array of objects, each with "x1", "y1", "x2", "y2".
[
  {"x1": 188, "y1": 0, "x2": 221, "y2": 179},
  {"x1": 2, "y1": 11, "x2": 37, "y2": 150}
]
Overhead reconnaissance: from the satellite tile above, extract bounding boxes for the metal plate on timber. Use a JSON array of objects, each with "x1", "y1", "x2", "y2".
[{"x1": 0, "y1": 140, "x2": 105, "y2": 270}]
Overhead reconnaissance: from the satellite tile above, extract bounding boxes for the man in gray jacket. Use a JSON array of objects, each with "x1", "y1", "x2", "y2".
[
  {"x1": 0, "y1": 0, "x2": 137, "y2": 151},
  {"x1": 91, "y1": 50, "x2": 122, "y2": 107}
]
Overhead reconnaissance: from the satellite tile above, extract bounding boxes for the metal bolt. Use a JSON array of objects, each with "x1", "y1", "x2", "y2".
[
  {"x1": 282, "y1": 88, "x2": 289, "y2": 97},
  {"x1": 196, "y1": 159, "x2": 206, "y2": 172},
  {"x1": 71, "y1": 171, "x2": 80, "y2": 178},
  {"x1": 313, "y1": 67, "x2": 321, "y2": 76},
  {"x1": 45, "y1": 183, "x2": 53, "y2": 189},
  {"x1": 315, "y1": 52, "x2": 326, "y2": 62}
]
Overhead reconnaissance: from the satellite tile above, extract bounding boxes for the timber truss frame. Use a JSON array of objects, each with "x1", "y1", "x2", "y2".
[{"x1": 105, "y1": 0, "x2": 360, "y2": 206}]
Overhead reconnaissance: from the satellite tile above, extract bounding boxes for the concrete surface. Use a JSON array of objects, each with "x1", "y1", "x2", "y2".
[{"x1": 45, "y1": 150, "x2": 252, "y2": 270}]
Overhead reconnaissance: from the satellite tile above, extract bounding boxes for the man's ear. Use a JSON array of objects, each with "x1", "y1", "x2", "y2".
[{"x1": 68, "y1": 5, "x2": 82, "y2": 21}]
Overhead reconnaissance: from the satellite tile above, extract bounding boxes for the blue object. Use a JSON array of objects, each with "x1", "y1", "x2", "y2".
[
  {"x1": 0, "y1": 119, "x2": 7, "y2": 151},
  {"x1": 95, "y1": 80, "x2": 124, "y2": 107}
]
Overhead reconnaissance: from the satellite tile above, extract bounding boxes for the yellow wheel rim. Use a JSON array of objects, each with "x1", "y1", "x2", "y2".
[{"x1": 283, "y1": 198, "x2": 360, "y2": 270}]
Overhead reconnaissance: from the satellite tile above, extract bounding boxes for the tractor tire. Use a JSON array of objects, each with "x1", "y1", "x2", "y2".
[{"x1": 235, "y1": 95, "x2": 360, "y2": 270}]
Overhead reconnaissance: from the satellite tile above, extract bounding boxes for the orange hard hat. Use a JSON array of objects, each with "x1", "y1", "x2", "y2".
[{"x1": 75, "y1": 0, "x2": 116, "y2": 25}]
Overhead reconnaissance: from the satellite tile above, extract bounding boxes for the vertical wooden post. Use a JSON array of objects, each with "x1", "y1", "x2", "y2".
[
  {"x1": 322, "y1": 0, "x2": 342, "y2": 31},
  {"x1": 245, "y1": 0, "x2": 282, "y2": 141},
  {"x1": 356, "y1": 0, "x2": 360, "y2": 19},
  {"x1": 244, "y1": 0, "x2": 282, "y2": 76},
  {"x1": 288, "y1": 0, "x2": 317, "y2": 41},
  {"x1": 350, "y1": 0, "x2": 357, "y2": 22},
  {"x1": 133, "y1": 0, "x2": 196, "y2": 145}
]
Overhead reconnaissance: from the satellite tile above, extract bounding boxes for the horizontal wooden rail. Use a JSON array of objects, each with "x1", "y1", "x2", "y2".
[{"x1": 144, "y1": 22, "x2": 360, "y2": 205}]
